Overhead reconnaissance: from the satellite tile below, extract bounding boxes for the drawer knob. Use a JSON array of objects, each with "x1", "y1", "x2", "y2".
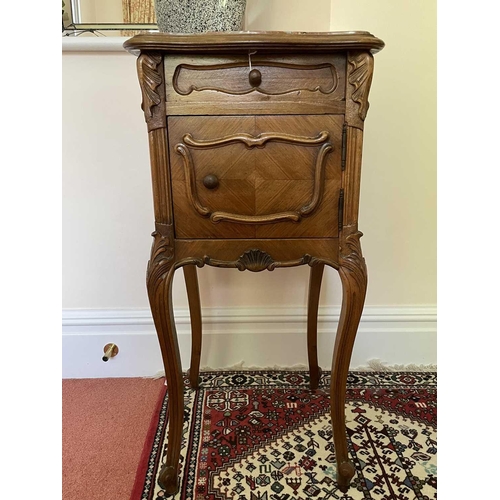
[
  {"x1": 203, "y1": 174, "x2": 219, "y2": 190},
  {"x1": 248, "y1": 69, "x2": 262, "y2": 87}
]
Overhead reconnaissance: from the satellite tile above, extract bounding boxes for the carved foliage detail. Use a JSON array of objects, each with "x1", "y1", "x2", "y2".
[
  {"x1": 348, "y1": 52, "x2": 374, "y2": 121},
  {"x1": 137, "y1": 53, "x2": 164, "y2": 128},
  {"x1": 146, "y1": 223, "x2": 175, "y2": 293},
  {"x1": 339, "y1": 230, "x2": 367, "y2": 289}
]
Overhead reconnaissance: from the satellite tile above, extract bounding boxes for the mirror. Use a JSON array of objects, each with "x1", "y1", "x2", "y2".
[{"x1": 62, "y1": 0, "x2": 159, "y2": 36}]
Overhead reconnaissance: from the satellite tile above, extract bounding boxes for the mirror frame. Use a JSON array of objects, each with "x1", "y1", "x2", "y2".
[{"x1": 62, "y1": 0, "x2": 159, "y2": 35}]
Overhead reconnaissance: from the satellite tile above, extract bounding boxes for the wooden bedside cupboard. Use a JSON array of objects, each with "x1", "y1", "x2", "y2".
[{"x1": 124, "y1": 31, "x2": 384, "y2": 495}]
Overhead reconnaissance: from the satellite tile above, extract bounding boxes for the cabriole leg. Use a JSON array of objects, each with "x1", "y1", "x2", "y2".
[
  {"x1": 183, "y1": 265, "x2": 202, "y2": 388},
  {"x1": 147, "y1": 226, "x2": 184, "y2": 495},
  {"x1": 330, "y1": 232, "x2": 367, "y2": 493},
  {"x1": 307, "y1": 263, "x2": 325, "y2": 390}
]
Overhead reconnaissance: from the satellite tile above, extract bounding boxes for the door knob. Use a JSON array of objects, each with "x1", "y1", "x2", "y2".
[
  {"x1": 203, "y1": 174, "x2": 219, "y2": 189},
  {"x1": 248, "y1": 68, "x2": 262, "y2": 87}
]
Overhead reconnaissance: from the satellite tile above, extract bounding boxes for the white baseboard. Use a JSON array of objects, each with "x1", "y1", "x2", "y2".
[{"x1": 62, "y1": 305, "x2": 436, "y2": 378}]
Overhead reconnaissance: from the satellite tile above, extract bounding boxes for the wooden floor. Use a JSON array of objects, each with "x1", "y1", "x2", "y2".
[{"x1": 62, "y1": 378, "x2": 165, "y2": 500}]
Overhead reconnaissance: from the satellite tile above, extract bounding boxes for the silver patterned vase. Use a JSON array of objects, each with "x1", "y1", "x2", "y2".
[{"x1": 155, "y1": 0, "x2": 247, "y2": 33}]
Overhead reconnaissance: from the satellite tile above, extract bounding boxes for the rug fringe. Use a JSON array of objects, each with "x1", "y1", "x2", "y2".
[
  {"x1": 353, "y1": 359, "x2": 437, "y2": 372},
  {"x1": 150, "y1": 358, "x2": 436, "y2": 379}
]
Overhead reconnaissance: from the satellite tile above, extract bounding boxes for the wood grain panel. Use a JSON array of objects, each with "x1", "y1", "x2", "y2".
[
  {"x1": 165, "y1": 54, "x2": 346, "y2": 116},
  {"x1": 168, "y1": 115, "x2": 342, "y2": 239},
  {"x1": 254, "y1": 115, "x2": 343, "y2": 180},
  {"x1": 174, "y1": 238, "x2": 339, "y2": 267},
  {"x1": 255, "y1": 180, "x2": 340, "y2": 238},
  {"x1": 172, "y1": 182, "x2": 256, "y2": 239},
  {"x1": 173, "y1": 60, "x2": 339, "y2": 96},
  {"x1": 169, "y1": 116, "x2": 256, "y2": 182},
  {"x1": 342, "y1": 127, "x2": 364, "y2": 228},
  {"x1": 166, "y1": 100, "x2": 346, "y2": 116},
  {"x1": 124, "y1": 31, "x2": 385, "y2": 55}
]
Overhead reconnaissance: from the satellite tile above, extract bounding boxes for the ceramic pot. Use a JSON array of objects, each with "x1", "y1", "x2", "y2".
[{"x1": 155, "y1": 0, "x2": 246, "y2": 33}]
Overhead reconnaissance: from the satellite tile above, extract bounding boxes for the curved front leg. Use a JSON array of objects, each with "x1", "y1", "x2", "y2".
[
  {"x1": 307, "y1": 263, "x2": 324, "y2": 390},
  {"x1": 330, "y1": 231, "x2": 367, "y2": 493},
  {"x1": 183, "y1": 265, "x2": 202, "y2": 388},
  {"x1": 147, "y1": 225, "x2": 184, "y2": 495}
]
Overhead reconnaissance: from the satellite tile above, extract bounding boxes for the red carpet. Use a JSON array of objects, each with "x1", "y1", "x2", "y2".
[{"x1": 62, "y1": 378, "x2": 165, "y2": 500}]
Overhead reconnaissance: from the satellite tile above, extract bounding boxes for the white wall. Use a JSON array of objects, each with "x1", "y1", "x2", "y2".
[
  {"x1": 63, "y1": 52, "x2": 153, "y2": 309},
  {"x1": 330, "y1": 0, "x2": 437, "y2": 305},
  {"x1": 245, "y1": 0, "x2": 331, "y2": 31},
  {"x1": 62, "y1": 1, "x2": 436, "y2": 377}
]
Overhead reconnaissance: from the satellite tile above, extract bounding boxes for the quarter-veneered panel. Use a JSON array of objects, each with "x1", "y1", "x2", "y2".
[{"x1": 168, "y1": 115, "x2": 343, "y2": 239}]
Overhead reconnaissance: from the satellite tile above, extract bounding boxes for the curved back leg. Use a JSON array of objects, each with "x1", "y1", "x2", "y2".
[
  {"x1": 183, "y1": 264, "x2": 202, "y2": 388},
  {"x1": 307, "y1": 263, "x2": 325, "y2": 390}
]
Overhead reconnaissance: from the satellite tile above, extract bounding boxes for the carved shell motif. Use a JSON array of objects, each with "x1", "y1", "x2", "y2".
[{"x1": 237, "y1": 249, "x2": 275, "y2": 272}]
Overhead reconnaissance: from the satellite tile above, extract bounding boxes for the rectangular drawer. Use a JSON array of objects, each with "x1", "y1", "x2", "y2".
[
  {"x1": 169, "y1": 115, "x2": 343, "y2": 239},
  {"x1": 164, "y1": 54, "x2": 346, "y2": 116}
]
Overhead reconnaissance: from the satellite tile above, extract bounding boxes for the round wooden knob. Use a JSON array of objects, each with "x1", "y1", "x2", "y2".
[
  {"x1": 203, "y1": 174, "x2": 219, "y2": 190},
  {"x1": 248, "y1": 69, "x2": 262, "y2": 87}
]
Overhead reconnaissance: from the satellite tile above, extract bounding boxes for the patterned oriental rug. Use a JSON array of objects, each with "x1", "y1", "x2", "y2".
[{"x1": 131, "y1": 371, "x2": 437, "y2": 500}]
